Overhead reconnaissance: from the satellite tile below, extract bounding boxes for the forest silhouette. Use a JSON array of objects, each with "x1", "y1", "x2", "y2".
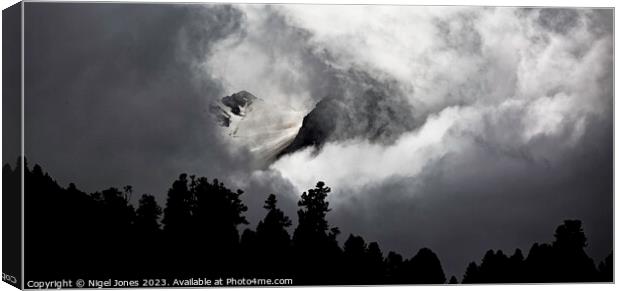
[{"x1": 5, "y1": 158, "x2": 611, "y2": 285}]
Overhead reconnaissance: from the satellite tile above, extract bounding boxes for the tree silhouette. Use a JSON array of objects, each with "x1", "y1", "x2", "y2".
[
  {"x1": 462, "y1": 262, "x2": 480, "y2": 283},
  {"x1": 524, "y1": 242, "x2": 554, "y2": 282},
  {"x1": 98, "y1": 187, "x2": 136, "y2": 231},
  {"x1": 476, "y1": 250, "x2": 510, "y2": 283},
  {"x1": 385, "y1": 251, "x2": 405, "y2": 283},
  {"x1": 366, "y1": 242, "x2": 386, "y2": 283},
  {"x1": 293, "y1": 181, "x2": 342, "y2": 284},
  {"x1": 597, "y1": 252, "x2": 613, "y2": 282},
  {"x1": 294, "y1": 181, "x2": 335, "y2": 244},
  {"x1": 404, "y1": 248, "x2": 446, "y2": 284},
  {"x1": 95, "y1": 187, "x2": 137, "y2": 277},
  {"x1": 460, "y1": 220, "x2": 604, "y2": 284},
  {"x1": 161, "y1": 175, "x2": 250, "y2": 275},
  {"x1": 16, "y1": 159, "x2": 612, "y2": 285},
  {"x1": 25, "y1": 162, "x2": 131, "y2": 279},
  {"x1": 239, "y1": 228, "x2": 259, "y2": 274},
  {"x1": 162, "y1": 174, "x2": 192, "y2": 235},
  {"x1": 254, "y1": 194, "x2": 293, "y2": 274},
  {"x1": 553, "y1": 220, "x2": 587, "y2": 250},
  {"x1": 159, "y1": 174, "x2": 193, "y2": 275},
  {"x1": 342, "y1": 234, "x2": 368, "y2": 283},
  {"x1": 134, "y1": 194, "x2": 162, "y2": 276},
  {"x1": 191, "y1": 176, "x2": 248, "y2": 253},
  {"x1": 507, "y1": 248, "x2": 525, "y2": 282},
  {"x1": 341, "y1": 236, "x2": 389, "y2": 284},
  {"x1": 550, "y1": 220, "x2": 597, "y2": 282},
  {"x1": 256, "y1": 194, "x2": 292, "y2": 249},
  {"x1": 135, "y1": 194, "x2": 162, "y2": 235}
]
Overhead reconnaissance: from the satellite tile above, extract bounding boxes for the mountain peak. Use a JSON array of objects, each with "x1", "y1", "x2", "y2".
[
  {"x1": 278, "y1": 89, "x2": 415, "y2": 158},
  {"x1": 221, "y1": 91, "x2": 258, "y2": 116},
  {"x1": 210, "y1": 91, "x2": 305, "y2": 166}
]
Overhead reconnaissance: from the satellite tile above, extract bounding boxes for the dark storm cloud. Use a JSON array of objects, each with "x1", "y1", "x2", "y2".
[{"x1": 24, "y1": 3, "x2": 250, "y2": 202}]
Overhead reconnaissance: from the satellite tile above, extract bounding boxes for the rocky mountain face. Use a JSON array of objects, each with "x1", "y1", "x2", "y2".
[
  {"x1": 212, "y1": 89, "x2": 415, "y2": 164},
  {"x1": 277, "y1": 89, "x2": 416, "y2": 158}
]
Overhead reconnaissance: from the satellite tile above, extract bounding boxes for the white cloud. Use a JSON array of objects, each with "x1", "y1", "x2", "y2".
[
  {"x1": 271, "y1": 105, "x2": 463, "y2": 193},
  {"x1": 193, "y1": 4, "x2": 611, "y2": 203}
]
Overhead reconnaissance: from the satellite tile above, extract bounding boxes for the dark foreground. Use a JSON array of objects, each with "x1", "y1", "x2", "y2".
[{"x1": 3, "y1": 159, "x2": 611, "y2": 287}]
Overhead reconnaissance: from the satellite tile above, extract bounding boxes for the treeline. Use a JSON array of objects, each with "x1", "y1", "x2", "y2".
[
  {"x1": 461, "y1": 219, "x2": 612, "y2": 283},
  {"x1": 4, "y1": 159, "x2": 611, "y2": 285}
]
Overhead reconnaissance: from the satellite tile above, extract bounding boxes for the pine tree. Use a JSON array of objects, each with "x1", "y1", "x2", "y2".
[
  {"x1": 524, "y1": 243, "x2": 554, "y2": 282},
  {"x1": 385, "y1": 251, "x2": 405, "y2": 283},
  {"x1": 135, "y1": 194, "x2": 162, "y2": 234},
  {"x1": 256, "y1": 194, "x2": 292, "y2": 248},
  {"x1": 462, "y1": 262, "x2": 480, "y2": 283},
  {"x1": 294, "y1": 182, "x2": 332, "y2": 244},
  {"x1": 162, "y1": 174, "x2": 192, "y2": 234},
  {"x1": 292, "y1": 181, "x2": 341, "y2": 284},
  {"x1": 406, "y1": 248, "x2": 446, "y2": 284},
  {"x1": 134, "y1": 194, "x2": 163, "y2": 276},
  {"x1": 342, "y1": 234, "x2": 367, "y2": 282},
  {"x1": 192, "y1": 177, "x2": 248, "y2": 248},
  {"x1": 366, "y1": 242, "x2": 386, "y2": 283},
  {"x1": 508, "y1": 248, "x2": 525, "y2": 282},
  {"x1": 551, "y1": 220, "x2": 597, "y2": 281},
  {"x1": 255, "y1": 194, "x2": 293, "y2": 273}
]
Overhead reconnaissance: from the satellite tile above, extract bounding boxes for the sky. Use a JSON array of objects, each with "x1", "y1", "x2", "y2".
[{"x1": 22, "y1": 3, "x2": 612, "y2": 278}]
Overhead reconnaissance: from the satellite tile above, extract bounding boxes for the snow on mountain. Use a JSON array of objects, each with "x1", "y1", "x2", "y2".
[{"x1": 211, "y1": 91, "x2": 306, "y2": 165}]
